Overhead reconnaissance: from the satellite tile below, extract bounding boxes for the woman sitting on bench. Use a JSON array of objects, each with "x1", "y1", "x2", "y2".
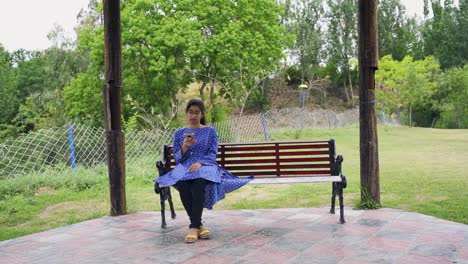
[{"x1": 156, "y1": 98, "x2": 253, "y2": 243}]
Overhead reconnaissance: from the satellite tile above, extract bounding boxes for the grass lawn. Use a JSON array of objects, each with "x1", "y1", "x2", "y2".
[{"x1": 1, "y1": 126, "x2": 467, "y2": 241}]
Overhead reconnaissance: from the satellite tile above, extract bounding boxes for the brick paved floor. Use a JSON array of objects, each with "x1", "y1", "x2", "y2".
[{"x1": 0, "y1": 207, "x2": 467, "y2": 264}]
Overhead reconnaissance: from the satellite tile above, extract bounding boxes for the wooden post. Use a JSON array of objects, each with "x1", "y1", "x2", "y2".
[
  {"x1": 358, "y1": 0, "x2": 380, "y2": 206},
  {"x1": 103, "y1": 0, "x2": 126, "y2": 215}
]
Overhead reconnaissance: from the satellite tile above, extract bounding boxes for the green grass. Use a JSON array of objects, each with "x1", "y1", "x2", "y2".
[{"x1": 1, "y1": 126, "x2": 467, "y2": 241}]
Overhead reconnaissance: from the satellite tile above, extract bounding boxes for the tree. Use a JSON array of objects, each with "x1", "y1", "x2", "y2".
[
  {"x1": 401, "y1": 56, "x2": 440, "y2": 125},
  {"x1": 435, "y1": 65, "x2": 468, "y2": 128},
  {"x1": 422, "y1": 0, "x2": 467, "y2": 69},
  {"x1": 12, "y1": 24, "x2": 88, "y2": 131},
  {"x1": 376, "y1": 55, "x2": 441, "y2": 126},
  {"x1": 66, "y1": 0, "x2": 288, "y2": 128},
  {"x1": 455, "y1": 0, "x2": 468, "y2": 66},
  {"x1": 186, "y1": 0, "x2": 288, "y2": 111},
  {"x1": 11, "y1": 50, "x2": 48, "y2": 99},
  {"x1": 284, "y1": 0, "x2": 324, "y2": 81},
  {"x1": 325, "y1": 0, "x2": 358, "y2": 102},
  {"x1": 0, "y1": 45, "x2": 19, "y2": 125},
  {"x1": 378, "y1": 0, "x2": 420, "y2": 61}
]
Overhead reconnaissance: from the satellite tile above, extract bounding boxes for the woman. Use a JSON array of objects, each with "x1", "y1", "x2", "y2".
[{"x1": 156, "y1": 98, "x2": 253, "y2": 243}]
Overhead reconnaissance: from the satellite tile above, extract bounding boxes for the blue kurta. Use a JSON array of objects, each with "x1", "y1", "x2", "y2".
[{"x1": 156, "y1": 126, "x2": 253, "y2": 209}]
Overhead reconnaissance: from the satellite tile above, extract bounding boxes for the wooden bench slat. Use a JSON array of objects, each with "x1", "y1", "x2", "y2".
[
  {"x1": 218, "y1": 140, "x2": 330, "y2": 146},
  {"x1": 221, "y1": 157, "x2": 331, "y2": 164},
  {"x1": 223, "y1": 164, "x2": 331, "y2": 170},
  {"x1": 168, "y1": 157, "x2": 331, "y2": 167},
  {"x1": 221, "y1": 150, "x2": 330, "y2": 158},
  {"x1": 248, "y1": 176, "x2": 342, "y2": 184},
  {"x1": 230, "y1": 170, "x2": 332, "y2": 176},
  {"x1": 170, "y1": 150, "x2": 329, "y2": 159},
  {"x1": 222, "y1": 143, "x2": 330, "y2": 152}
]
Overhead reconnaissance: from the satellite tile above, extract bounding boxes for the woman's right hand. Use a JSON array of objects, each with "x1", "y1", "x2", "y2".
[{"x1": 183, "y1": 136, "x2": 196, "y2": 148}]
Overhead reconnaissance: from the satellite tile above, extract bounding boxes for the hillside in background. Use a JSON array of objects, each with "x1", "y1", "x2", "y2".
[{"x1": 265, "y1": 78, "x2": 358, "y2": 113}]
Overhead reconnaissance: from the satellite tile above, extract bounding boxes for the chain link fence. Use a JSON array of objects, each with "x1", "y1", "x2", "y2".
[{"x1": 1, "y1": 107, "x2": 375, "y2": 178}]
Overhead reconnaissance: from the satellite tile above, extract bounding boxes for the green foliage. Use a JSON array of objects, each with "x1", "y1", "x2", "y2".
[
  {"x1": 285, "y1": 0, "x2": 323, "y2": 81},
  {"x1": 378, "y1": 0, "x2": 420, "y2": 61},
  {"x1": 10, "y1": 27, "x2": 88, "y2": 132},
  {"x1": 284, "y1": 65, "x2": 303, "y2": 85},
  {"x1": 0, "y1": 124, "x2": 19, "y2": 143},
  {"x1": 357, "y1": 186, "x2": 382, "y2": 209},
  {"x1": 245, "y1": 78, "x2": 271, "y2": 113},
  {"x1": 66, "y1": 0, "x2": 288, "y2": 128},
  {"x1": 434, "y1": 65, "x2": 468, "y2": 128},
  {"x1": 63, "y1": 72, "x2": 104, "y2": 127},
  {"x1": 325, "y1": 0, "x2": 358, "y2": 102},
  {"x1": 206, "y1": 102, "x2": 230, "y2": 124},
  {"x1": 0, "y1": 45, "x2": 19, "y2": 125},
  {"x1": 0, "y1": 166, "x2": 107, "y2": 201},
  {"x1": 12, "y1": 50, "x2": 48, "y2": 99},
  {"x1": 2, "y1": 0, "x2": 468, "y2": 137},
  {"x1": 376, "y1": 55, "x2": 442, "y2": 126},
  {"x1": 422, "y1": 0, "x2": 468, "y2": 69}
]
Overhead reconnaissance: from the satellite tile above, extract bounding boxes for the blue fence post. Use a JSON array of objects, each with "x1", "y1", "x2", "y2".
[
  {"x1": 67, "y1": 124, "x2": 77, "y2": 171},
  {"x1": 300, "y1": 90, "x2": 305, "y2": 130},
  {"x1": 261, "y1": 113, "x2": 269, "y2": 141}
]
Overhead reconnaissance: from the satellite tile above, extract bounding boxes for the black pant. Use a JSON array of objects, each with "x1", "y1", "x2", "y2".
[{"x1": 176, "y1": 178, "x2": 207, "y2": 229}]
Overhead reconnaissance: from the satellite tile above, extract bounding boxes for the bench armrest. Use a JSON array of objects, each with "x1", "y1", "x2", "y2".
[{"x1": 333, "y1": 155, "x2": 347, "y2": 188}]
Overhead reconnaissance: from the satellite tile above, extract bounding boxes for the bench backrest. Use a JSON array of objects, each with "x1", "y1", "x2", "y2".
[{"x1": 162, "y1": 139, "x2": 339, "y2": 178}]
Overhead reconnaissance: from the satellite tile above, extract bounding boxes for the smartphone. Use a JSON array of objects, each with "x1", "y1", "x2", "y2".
[{"x1": 183, "y1": 133, "x2": 195, "y2": 139}]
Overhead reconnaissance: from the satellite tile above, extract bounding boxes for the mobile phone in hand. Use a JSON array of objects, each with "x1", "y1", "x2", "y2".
[{"x1": 183, "y1": 133, "x2": 195, "y2": 139}]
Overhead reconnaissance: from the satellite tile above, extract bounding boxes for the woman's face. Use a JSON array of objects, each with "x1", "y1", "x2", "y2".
[{"x1": 186, "y1": 105, "x2": 203, "y2": 126}]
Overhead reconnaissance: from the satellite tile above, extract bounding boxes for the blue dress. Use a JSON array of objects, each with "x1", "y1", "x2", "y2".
[{"x1": 156, "y1": 126, "x2": 253, "y2": 209}]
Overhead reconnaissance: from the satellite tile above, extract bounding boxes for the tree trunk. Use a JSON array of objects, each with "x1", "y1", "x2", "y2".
[
  {"x1": 209, "y1": 67, "x2": 219, "y2": 107},
  {"x1": 348, "y1": 69, "x2": 355, "y2": 102},
  {"x1": 358, "y1": 0, "x2": 380, "y2": 207},
  {"x1": 103, "y1": 0, "x2": 126, "y2": 216},
  {"x1": 172, "y1": 94, "x2": 178, "y2": 120},
  {"x1": 199, "y1": 82, "x2": 207, "y2": 98},
  {"x1": 199, "y1": 63, "x2": 213, "y2": 99},
  {"x1": 343, "y1": 82, "x2": 350, "y2": 102}
]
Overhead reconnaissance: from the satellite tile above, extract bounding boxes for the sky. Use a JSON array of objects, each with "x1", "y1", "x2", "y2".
[{"x1": 0, "y1": 0, "x2": 425, "y2": 52}]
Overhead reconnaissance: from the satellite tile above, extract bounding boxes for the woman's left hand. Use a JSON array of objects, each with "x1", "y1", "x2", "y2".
[{"x1": 188, "y1": 162, "x2": 202, "y2": 173}]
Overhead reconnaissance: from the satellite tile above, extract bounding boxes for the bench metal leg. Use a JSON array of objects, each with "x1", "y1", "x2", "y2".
[
  {"x1": 159, "y1": 191, "x2": 167, "y2": 228},
  {"x1": 166, "y1": 188, "x2": 176, "y2": 219},
  {"x1": 338, "y1": 183, "x2": 346, "y2": 224},
  {"x1": 330, "y1": 182, "x2": 337, "y2": 214}
]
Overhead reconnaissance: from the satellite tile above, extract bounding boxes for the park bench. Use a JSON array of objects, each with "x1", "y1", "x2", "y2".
[{"x1": 155, "y1": 139, "x2": 347, "y2": 228}]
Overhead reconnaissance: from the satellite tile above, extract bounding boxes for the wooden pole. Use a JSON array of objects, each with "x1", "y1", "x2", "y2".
[
  {"x1": 103, "y1": 0, "x2": 126, "y2": 215},
  {"x1": 358, "y1": 0, "x2": 380, "y2": 206}
]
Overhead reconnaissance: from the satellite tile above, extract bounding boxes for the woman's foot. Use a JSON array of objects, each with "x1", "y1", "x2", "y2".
[
  {"x1": 185, "y1": 228, "x2": 199, "y2": 243},
  {"x1": 198, "y1": 225, "x2": 210, "y2": 239}
]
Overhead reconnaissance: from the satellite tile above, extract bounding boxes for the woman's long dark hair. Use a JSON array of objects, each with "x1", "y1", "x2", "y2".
[{"x1": 186, "y1": 98, "x2": 206, "y2": 125}]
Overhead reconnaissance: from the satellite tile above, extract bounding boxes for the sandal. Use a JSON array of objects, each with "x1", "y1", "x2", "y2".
[
  {"x1": 185, "y1": 228, "x2": 199, "y2": 243},
  {"x1": 198, "y1": 226, "x2": 210, "y2": 239}
]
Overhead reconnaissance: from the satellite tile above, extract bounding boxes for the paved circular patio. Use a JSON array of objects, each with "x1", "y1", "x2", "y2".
[{"x1": 0, "y1": 207, "x2": 467, "y2": 264}]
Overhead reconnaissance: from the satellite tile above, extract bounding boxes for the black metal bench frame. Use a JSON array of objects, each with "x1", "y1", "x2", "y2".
[{"x1": 155, "y1": 139, "x2": 347, "y2": 228}]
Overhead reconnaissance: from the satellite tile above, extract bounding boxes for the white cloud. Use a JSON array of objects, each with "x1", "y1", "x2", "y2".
[
  {"x1": 400, "y1": 0, "x2": 425, "y2": 18},
  {"x1": 0, "y1": 0, "x2": 89, "y2": 51}
]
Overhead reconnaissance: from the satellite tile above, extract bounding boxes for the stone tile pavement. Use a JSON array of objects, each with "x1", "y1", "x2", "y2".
[{"x1": 0, "y1": 207, "x2": 467, "y2": 264}]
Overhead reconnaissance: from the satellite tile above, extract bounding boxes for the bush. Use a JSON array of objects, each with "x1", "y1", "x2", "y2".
[
  {"x1": 0, "y1": 166, "x2": 108, "y2": 201},
  {"x1": 435, "y1": 110, "x2": 468, "y2": 129},
  {"x1": 284, "y1": 65, "x2": 303, "y2": 85}
]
